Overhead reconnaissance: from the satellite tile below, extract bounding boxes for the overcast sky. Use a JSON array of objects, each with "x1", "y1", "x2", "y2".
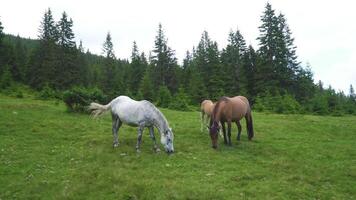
[{"x1": 1, "y1": 0, "x2": 355, "y2": 93}]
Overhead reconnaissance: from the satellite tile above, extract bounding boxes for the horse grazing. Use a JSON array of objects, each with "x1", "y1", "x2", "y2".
[
  {"x1": 89, "y1": 96, "x2": 174, "y2": 154},
  {"x1": 209, "y1": 96, "x2": 254, "y2": 149},
  {"x1": 200, "y1": 100, "x2": 216, "y2": 132}
]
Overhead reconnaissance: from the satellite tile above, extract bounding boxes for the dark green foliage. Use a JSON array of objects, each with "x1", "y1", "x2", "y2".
[
  {"x1": 221, "y1": 28, "x2": 247, "y2": 96},
  {"x1": 169, "y1": 88, "x2": 190, "y2": 111},
  {"x1": 1, "y1": 7, "x2": 356, "y2": 115},
  {"x1": 0, "y1": 65, "x2": 13, "y2": 89},
  {"x1": 139, "y1": 68, "x2": 155, "y2": 101},
  {"x1": 150, "y1": 24, "x2": 179, "y2": 93},
  {"x1": 63, "y1": 87, "x2": 107, "y2": 113},
  {"x1": 37, "y1": 85, "x2": 58, "y2": 100},
  {"x1": 254, "y1": 91, "x2": 301, "y2": 114},
  {"x1": 157, "y1": 85, "x2": 171, "y2": 108}
]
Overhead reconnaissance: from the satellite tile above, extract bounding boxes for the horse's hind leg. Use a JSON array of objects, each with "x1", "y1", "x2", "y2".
[
  {"x1": 112, "y1": 114, "x2": 122, "y2": 148},
  {"x1": 136, "y1": 123, "x2": 145, "y2": 153},
  {"x1": 149, "y1": 126, "x2": 160, "y2": 152},
  {"x1": 236, "y1": 121, "x2": 242, "y2": 141}
]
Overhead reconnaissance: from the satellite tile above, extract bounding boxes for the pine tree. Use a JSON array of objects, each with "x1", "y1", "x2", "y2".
[
  {"x1": 256, "y1": 3, "x2": 280, "y2": 93},
  {"x1": 241, "y1": 45, "x2": 259, "y2": 103},
  {"x1": 221, "y1": 28, "x2": 247, "y2": 96},
  {"x1": 128, "y1": 41, "x2": 147, "y2": 95},
  {"x1": 28, "y1": 8, "x2": 59, "y2": 89},
  {"x1": 0, "y1": 18, "x2": 3, "y2": 44},
  {"x1": 350, "y1": 84, "x2": 355, "y2": 102},
  {"x1": 151, "y1": 24, "x2": 178, "y2": 93},
  {"x1": 38, "y1": 8, "x2": 58, "y2": 42},
  {"x1": 195, "y1": 31, "x2": 222, "y2": 98},
  {"x1": 101, "y1": 32, "x2": 118, "y2": 97},
  {"x1": 139, "y1": 68, "x2": 154, "y2": 101},
  {"x1": 102, "y1": 32, "x2": 116, "y2": 59},
  {"x1": 55, "y1": 11, "x2": 80, "y2": 89},
  {"x1": 57, "y1": 12, "x2": 75, "y2": 48}
]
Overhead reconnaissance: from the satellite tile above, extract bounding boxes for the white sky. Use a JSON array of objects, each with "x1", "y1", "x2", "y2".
[{"x1": 1, "y1": 0, "x2": 355, "y2": 93}]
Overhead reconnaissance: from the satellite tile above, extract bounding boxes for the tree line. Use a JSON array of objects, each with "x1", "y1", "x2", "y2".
[{"x1": 0, "y1": 3, "x2": 355, "y2": 115}]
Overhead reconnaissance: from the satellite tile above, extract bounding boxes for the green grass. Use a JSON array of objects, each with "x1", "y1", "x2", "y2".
[{"x1": 1, "y1": 95, "x2": 355, "y2": 199}]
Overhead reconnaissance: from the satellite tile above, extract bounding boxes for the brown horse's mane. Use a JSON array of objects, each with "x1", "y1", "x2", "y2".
[{"x1": 211, "y1": 96, "x2": 229, "y2": 122}]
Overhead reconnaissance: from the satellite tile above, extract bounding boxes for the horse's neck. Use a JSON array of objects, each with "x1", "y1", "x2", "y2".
[
  {"x1": 213, "y1": 105, "x2": 224, "y2": 123},
  {"x1": 152, "y1": 109, "x2": 168, "y2": 134}
]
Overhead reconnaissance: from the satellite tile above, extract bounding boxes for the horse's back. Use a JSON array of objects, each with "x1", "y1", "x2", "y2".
[
  {"x1": 227, "y1": 96, "x2": 249, "y2": 120},
  {"x1": 201, "y1": 100, "x2": 214, "y2": 115},
  {"x1": 111, "y1": 96, "x2": 146, "y2": 125}
]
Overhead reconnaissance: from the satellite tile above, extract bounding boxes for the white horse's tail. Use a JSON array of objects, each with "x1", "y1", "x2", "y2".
[{"x1": 89, "y1": 102, "x2": 111, "y2": 118}]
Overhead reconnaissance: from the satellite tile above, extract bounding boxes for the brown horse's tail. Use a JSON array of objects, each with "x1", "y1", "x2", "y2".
[{"x1": 246, "y1": 110, "x2": 254, "y2": 140}]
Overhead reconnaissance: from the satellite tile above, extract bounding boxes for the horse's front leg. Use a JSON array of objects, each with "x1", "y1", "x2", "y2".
[
  {"x1": 200, "y1": 112, "x2": 205, "y2": 133},
  {"x1": 136, "y1": 123, "x2": 144, "y2": 153},
  {"x1": 149, "y1": 126, "x2": 160, "y2": 153},
  {"x1": 221, "y1": 122, "x2": 227, "y2": 144},
  {"x1": 227, "y1": 121, "x2": 232, "y2": 146},
  {"x1": 236, "y1": 121, "x2": 242, "y2": 141}
]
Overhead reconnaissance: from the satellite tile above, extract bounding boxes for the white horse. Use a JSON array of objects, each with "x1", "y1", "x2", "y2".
[{"x1": 89, "y1": 96, "x2": 174, "y2": 154}]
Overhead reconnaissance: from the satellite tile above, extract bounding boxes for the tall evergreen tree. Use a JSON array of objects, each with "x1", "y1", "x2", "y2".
[
  {"x1": 221, "y1": 28, "x2": 247, "y2": 96},
  {"x1": 350, "y1": 84, "x2": 355, "y2": 102},
  {"x1": 28, "y1": 8, "x2": 59, "y2": 89},
  {"x1": 151, "y1": 24, "x2": 178, "y2": 93},
  {"x1": 256, "y1": 3, "x2": 280, "y2": 93},
  {"x1": 57, "y1": 12, "x2": 75, "y2": 48},
  {"x1": 55, "y1": 11, "x2": 81, "y2": 89},
  {"x1": 241, "y1": 45, "x2": 259, "y2": 103},
  {"x1": 0, "y1": 18, "x2": 3, "y2": 44},
  {"x1": 195, "y1": 31, "x2": 222, "y2": 98},
  {"x1": 101, "y1": 32, "x2": 120, "y2": 97},
  {"x1": 128, "y1": 41, "x2": 147, "y2": 95}
]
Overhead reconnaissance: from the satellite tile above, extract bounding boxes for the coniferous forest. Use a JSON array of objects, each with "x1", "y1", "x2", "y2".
[{"x1": 1, "y1": 3, "x2": 356, "y2": 115}]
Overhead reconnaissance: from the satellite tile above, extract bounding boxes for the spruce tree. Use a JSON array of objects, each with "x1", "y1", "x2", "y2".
[
  {"x1": 56, "y1": 11, "x2": 80, "y2": 89},
  {"x1": 57, "y1": 12, "x2": 75, "y2": 48},
  {"x1": 256, "y1": 3, "x2": 280, "y2": 93},
  {"x1": 195, "y1": 31, "x2": 222, "y2": 98},
  {"x1": 28, "y1": 8, "x2": 59, "y2": 89},
  {"x1": 0, "y1": 18, "x2": 3, "y2": 44},
  {"x1": 101, "y1": 32, "x2": 121, "y2": 97},
  {"x1": 139, "y1": 68, "x2": 155, "y2": 101},
  {"x1": 241, "y1": 45, "x2": 259, "y2": 103},
  {"x1": 128, "y1": 41, "x2": 147, "y2": 95},
  {"x1": 151, "y1": 24, "x2": 178, "y2": 93},
  {"x1": 221, "y1": 28, "x2": 247, "y2": 96}
]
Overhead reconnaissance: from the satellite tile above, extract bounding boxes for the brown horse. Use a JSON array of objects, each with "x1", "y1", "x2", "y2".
[
  {"x1": 209, "y1": 96, "x2": 254, "y2": 149},
  {"x1": 200, "y1": 100, "x2": 215, "y2": 132}
]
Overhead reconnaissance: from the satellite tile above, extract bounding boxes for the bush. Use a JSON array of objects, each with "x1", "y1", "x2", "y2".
[
  {"x1": 157, "y1": 85, "x2": 171, "y2": 108},
  {"x1": 169, "y1": 88, "x2": 190, "y2": 111},
  {"x1": 63, "y1": 87, "x2": 107, "y2": 113},
  {"x1": 253, "y1": 92, "x2": 301, "y2": 114},
  {"x1": 37, "y1": 85, "x2": 59, "y2": 100}
]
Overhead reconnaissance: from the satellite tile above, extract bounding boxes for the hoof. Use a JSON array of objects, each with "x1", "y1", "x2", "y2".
[
  {"x1": 113, "y1": 143, "x2": 119, "y2": 148},
  {"x1": 155, "y1": 148, "x2": 161, "y2": 153},
  {"x1": 136, "y1": 149, "x2": 141, "y2": 153}
]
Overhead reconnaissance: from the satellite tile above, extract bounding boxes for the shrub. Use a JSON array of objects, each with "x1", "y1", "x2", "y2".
[
  {"x1": 169, "y1": 88, "x2": 190, "y2": 111},
  {"x1": 252, "y1": 92, "x2": 301, "y2": 114},
  {"x1": 157, "y1": 85, "x2": 171, "y2": 108},
  {"x1": 63, "y1": 87, "x2": 107, "y2": 113},
  {"x1": 37, "y1": 85, "x2": 59, "y2": 100}
]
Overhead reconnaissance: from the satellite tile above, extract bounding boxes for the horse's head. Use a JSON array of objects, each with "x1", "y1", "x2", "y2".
[
  {"x1": 209, "y1": 121, "x2": 220, "y2": 149},
  {"x1": 161, "y1": 128, "x2": 174, "y2": 154}
]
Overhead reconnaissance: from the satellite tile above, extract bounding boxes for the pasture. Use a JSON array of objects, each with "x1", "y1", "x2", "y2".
[{"x1": 0, "y1": 95, "x2": 355, "y2": 199}]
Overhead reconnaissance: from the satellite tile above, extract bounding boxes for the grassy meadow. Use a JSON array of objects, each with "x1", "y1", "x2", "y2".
[{"x1": 0, "y1": 94, "x2": 355, "y2": 199}]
